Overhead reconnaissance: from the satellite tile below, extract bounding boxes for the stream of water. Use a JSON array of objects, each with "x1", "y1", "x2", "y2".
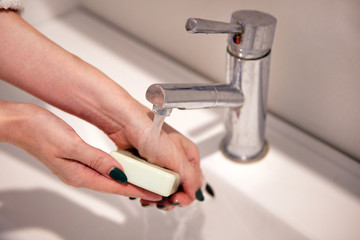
[
  {"x1": 140, "y1": 113, "x2": 207, "y2": 240},
  {"x1": 151, "y1": 113, "x2": 166, "y2": 138}
]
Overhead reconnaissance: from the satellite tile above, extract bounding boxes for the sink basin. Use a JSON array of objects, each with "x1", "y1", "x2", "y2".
[{"x1": 1, "y1": 8, "x2": 360, "y2": 240}]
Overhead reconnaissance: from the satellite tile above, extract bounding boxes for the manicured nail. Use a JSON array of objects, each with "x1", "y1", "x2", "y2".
[
  {"x1": 141, "y1": 203, "x2": 150, "y2": 207},
  {"x1": 157, "y1": 204, "x2": 167, "y2": 210},
  {"x1": 129, "y1": 197, "x2": 137, "y2": 200},
  {"x1": 109, "y1": 168, "x2": 128, "y2": 183},
  {"x1": 205, "y1": 183, "x2": 215, "y2": 197},
  {"x1": 196, "y1": 188, "x2": 205, "y2": 201},
  {"x1": 171, "y1": 202, "x2": 180, "y2": 206}
]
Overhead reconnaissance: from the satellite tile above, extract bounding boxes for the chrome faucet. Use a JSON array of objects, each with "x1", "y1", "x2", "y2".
[{"x1": 146, "y1": 10, "x2": 276, "y2": 162}]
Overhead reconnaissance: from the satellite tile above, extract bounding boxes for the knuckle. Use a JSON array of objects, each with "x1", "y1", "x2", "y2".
[
  {"x1": 89, "y1": 153, "x2": 106, "y2": 172},
  {"x1": 54, "y1": 133, "x2": 83, "y2": 158},
  {"x1": 68, "y1": 135, "x2": 84, "y2": 154}
]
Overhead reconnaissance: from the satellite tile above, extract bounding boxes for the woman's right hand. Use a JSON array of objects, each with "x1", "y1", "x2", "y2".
[{"x1": 0, "y1": 100, "x2": 162, "y2": 201}]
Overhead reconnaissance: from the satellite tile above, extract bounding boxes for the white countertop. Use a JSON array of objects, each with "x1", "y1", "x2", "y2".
[{"x1": 1, "y1": 8, "x2": 360, "y2": 240}]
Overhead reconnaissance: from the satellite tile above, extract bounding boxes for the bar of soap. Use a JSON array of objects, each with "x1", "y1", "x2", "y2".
[{"x1": 110, "y1": 150, "x2": 180, "y2": 197}]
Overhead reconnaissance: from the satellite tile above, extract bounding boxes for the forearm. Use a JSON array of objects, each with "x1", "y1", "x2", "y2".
[{"x1": 0, "y1": 10, "x2": 142, "y2": 134}]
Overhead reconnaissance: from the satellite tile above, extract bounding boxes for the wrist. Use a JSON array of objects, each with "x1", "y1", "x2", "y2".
[
  {"x1": 78, "y1": 83, "x2": 152, "y2": 131},
  {"x1": 0, "y1": 101, "x2": 17, "y2": 142},
  {"x1": 0, "y1": 101, "x2": 33, "y2": 143}
]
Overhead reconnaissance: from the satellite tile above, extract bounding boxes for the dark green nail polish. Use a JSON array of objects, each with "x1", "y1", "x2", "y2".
[
  {"x1": 157, "y1": 204, "x2": 167, "y2": 210},
  {"x1": 129, "y1": 197, "x2": 137, "y2": 200},
  {"x1": 205, "y1": 183, "x2": 215, "y2": 197},
  {"x1": 196, "y1": 188, "x2": 205, "y2": 201},
  {"x1": 109, "y1": 168, "x2": 127, "y2": 183},
  {"x1": 171, "y1": 202, "x2": 180, "y2": 206}
]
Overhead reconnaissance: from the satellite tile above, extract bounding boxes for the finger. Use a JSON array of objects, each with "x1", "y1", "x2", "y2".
[
  {"x1": 61, "y1": 159, "x2": 162, "y2": 201},
  {"x1": 163, "y1": 124, "x2": 204, "y2": 198},
  {"x1": 139, "y1": 199, "x2": 155, "y2": 208},
  {"x1": 68, "y1": 140, "x2": 163, "y2": 200},
  {"x1": 71, "y1": 139, "x2": 127, "y2": 182},
  {"x1": 179, "y1": 137, "x2": 201, "y2": 167},
  {"x1": 169, "y1": 191, "x2": 193, "y2": 207},
  {"x1": 178, "y1": 159, "x2": 204, "y2": 201},
  {"x1": 140, "y1": 198, "x2": 176, "y2": 211}
]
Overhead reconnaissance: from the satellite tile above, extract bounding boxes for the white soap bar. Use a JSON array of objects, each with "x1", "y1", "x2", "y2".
[{"x1": 110, "y1": 150, "x2": 180, "y2": 197}]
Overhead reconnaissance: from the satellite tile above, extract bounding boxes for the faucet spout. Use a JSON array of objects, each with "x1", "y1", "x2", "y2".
[{"x1": 146, "y1": 83, "x2": 243, "y2": 116}]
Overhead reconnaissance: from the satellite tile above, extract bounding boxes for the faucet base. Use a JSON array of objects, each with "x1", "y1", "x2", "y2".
[{"x1": 220, "y1": 140, "x2": 269, "y2": 163}]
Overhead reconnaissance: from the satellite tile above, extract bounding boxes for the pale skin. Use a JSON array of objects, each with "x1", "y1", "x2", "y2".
[{"x1": 0, "y1": 10, "x2": 203, "y2": 209}]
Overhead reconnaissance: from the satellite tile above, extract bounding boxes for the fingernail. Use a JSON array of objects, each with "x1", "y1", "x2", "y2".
[
  {"x1": 129, "y1": 197, "x2": 137, "y2": 200},
  {"x1": 109, "y1": 168, "x2": 128, "y2": 183},
  {"x1": 205, "y1": 183, "x2": 215, "y2": 197},
  {"x1": 157, "y1": 204, "x2": 167, "y2": 210},
  {"x1": 141, "y1": 203, "x2": 150, "y2": 207},
  {"x1": 196, "y1": 188, "x2": 204, "y2": 201},
  {"x1": 171, "y1": 202, "x2": 180, "y2": 206}
]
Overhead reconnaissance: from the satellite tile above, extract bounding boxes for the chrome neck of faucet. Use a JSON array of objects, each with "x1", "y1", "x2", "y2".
[{"x1": 146, "y1": 83, "x2": 244, "y2": 115}]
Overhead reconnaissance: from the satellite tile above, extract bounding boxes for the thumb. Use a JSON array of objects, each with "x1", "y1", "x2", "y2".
[
  {"x1": 72, "y1": 141, "x2": 127, "y2": 184},
  {"x1": 66, "y1": 140, "x2": 161, "y2": 201}
]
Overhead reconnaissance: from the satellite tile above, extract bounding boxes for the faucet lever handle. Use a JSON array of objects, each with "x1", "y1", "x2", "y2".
[
  {"x1": 186, "y1": 11, "x2": 276, "y2": 58},
  {"x1": 186, "y1": 18, "x2": 244, "y2": 34}
]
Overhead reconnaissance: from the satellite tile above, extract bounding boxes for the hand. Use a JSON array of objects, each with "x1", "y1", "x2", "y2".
[
  {"x1": 0, "y1": 10, "x2": 204, "y2": 208},
  {"x1": 102, "y1": 102, "x2": 204, "y2": 208},
  {"x1": 0, "y1": 101, "x2": 161, "y2": 201}
]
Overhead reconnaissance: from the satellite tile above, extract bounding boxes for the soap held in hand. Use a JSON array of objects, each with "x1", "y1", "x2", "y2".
[{"x1": 110, "y1": 150, "x2": 180, "y2": 197}]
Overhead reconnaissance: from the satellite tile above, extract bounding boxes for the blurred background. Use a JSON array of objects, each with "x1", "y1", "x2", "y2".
[{"x1": 22, "y1": 0, "x2": 360, "y2": 161}]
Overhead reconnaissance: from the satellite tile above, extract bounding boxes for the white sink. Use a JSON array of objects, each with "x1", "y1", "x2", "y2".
[{"x1": 1, "y1": 8, "x2": 360, "y2": 240}]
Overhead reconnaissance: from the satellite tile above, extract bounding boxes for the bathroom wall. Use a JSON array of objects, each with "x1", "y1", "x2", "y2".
[
  {"x1": 22, "y1": 0, "x2": 78, "y2": 26},
  {"x1": 78, "y1": 0, "x2": 360, "y2": 160}
]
